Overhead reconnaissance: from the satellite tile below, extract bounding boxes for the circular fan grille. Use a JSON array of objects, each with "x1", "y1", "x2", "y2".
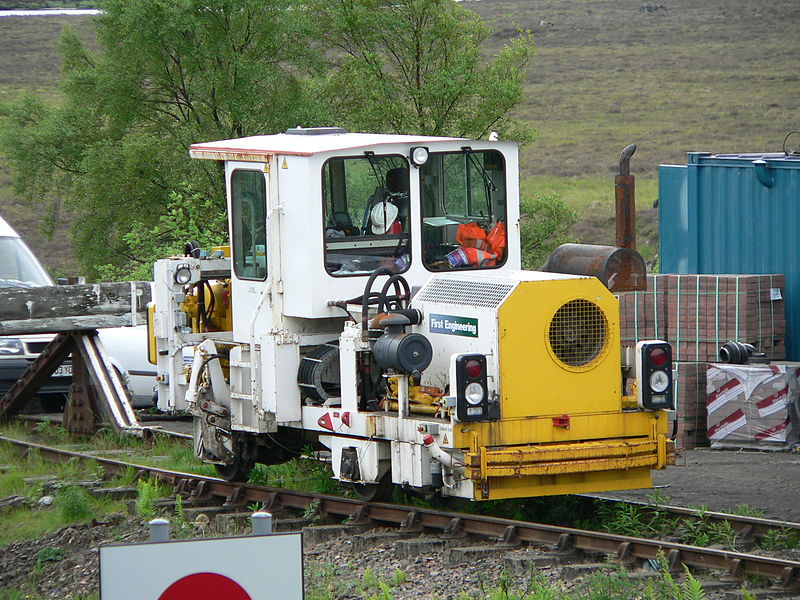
[{"x1": 548, "y1": 299, "x2": 608, "y2": 369}]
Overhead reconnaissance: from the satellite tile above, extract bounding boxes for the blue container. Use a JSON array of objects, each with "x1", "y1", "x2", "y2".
[{"x1": 660, "y1": 151, "x2": 800, "y2": 359}]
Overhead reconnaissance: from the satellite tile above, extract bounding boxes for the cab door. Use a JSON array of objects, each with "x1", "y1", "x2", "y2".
[{"x1": 227, "y1": 162, "x2": 271, "y2": 342}]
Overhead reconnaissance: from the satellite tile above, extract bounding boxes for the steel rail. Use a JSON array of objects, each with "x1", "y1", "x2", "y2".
[
  {"x1": 1, "y1": 434, "x2": 799, "y2": 589},
  {"x1": 587, "y1": 494, "x2": 800, "y2": 543}
]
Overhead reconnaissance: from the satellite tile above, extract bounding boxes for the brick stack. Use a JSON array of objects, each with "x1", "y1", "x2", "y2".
[
  {"x1": 618, "y1": 274, "x2": 668, "y2": 342},
  {"x1": 673, "y1": 362, "x2": 709, "y2": 450},
  {"x1": 619, "y1": 274, "x2": 786, "y2": 361},
  {"x1": 666, "y1": 274, "x2": 786, "y2": 362},
  {"x1": 618, "y1": 273, "x2": 787, "y2": 449}
]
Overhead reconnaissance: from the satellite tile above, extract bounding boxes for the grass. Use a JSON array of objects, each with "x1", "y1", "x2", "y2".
[
  {"x1": 0, "y1": 434, "x2": 131, "y2": 545},
  {"x1": 473, "y1": 0, "x2": 800, "y2": 179},
  {"x1": 0, "y1": 423, "x2": 192, "y2": 544},
  {"x1": 523, "y1": 176, "x2": 658, "y2": 215}
]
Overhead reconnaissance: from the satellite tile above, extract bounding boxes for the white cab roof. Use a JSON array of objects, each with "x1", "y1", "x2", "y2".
[
  {"x1": 189, "y1": 131, "x2": 467, "y2": 161},
  {"x1": 0, "y1": 215, "x2": 20, "y2": 238}
]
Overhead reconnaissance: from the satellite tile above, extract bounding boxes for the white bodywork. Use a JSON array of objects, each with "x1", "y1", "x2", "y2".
[{"x1": 153, "y1": 131, "x2": 534, "y2": 497}]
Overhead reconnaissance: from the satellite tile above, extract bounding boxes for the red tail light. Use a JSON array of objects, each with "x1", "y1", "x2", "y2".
[
  {"x1": 649, "y1": 347, "x2": 668, "y2": 367},
  {"x1": 464, "y1": 359, "x2": 483, "y2": 379}
]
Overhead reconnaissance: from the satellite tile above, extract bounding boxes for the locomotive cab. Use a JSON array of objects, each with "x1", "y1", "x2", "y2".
[{"x1": 151, "y1": 127, "x2": 674, "y2": 501}]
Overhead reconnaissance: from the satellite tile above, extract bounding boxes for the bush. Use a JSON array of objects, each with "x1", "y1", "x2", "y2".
[
  {"x1": 519, "y1": 191, "x2": 578, "y2": 269},
  {"x1": 55, "y1": 486, "x2": 94, "y2": 522}
]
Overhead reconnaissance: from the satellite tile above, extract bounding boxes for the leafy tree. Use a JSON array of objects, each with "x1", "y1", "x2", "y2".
[
  {"x1": 0, "y1": 0, "x2": 323, "y2": 279},
  {"x1": 311, "y1": 0, "x2": 535, "y2": 140},
  {"x1": 0, "y1": 0, "x2": 537, "y2": 279}
]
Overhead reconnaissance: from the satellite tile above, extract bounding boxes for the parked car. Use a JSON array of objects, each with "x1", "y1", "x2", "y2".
[{"x1": 0, "y1": 215, "x2": 156, "y2": 410}]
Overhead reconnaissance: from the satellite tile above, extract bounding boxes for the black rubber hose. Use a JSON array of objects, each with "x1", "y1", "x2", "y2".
[
  {"x1": 361, "y1": 268, "x2": 397, "y2": 332},
  {"x1": 377, "y1": 274, "x2": 410, "y2": 314}
]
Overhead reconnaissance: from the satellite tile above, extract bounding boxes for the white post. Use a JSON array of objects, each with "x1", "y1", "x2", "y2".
[
  {"x1": 251, "y1": 512, "x2": 273, "y2": 535},
  {"x1": 149, "y1": 518, "x2": 170, "y2": 543}
]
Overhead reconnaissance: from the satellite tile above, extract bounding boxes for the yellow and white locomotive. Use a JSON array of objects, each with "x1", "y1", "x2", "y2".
[{"x1": 149, "y1": 127, "x2": 674, "y2": 501}]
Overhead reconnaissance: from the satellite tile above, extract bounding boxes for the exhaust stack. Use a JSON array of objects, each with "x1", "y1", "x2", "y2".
[{"x1": 541, "y1": 144, "x2": 647, "y2": 293}]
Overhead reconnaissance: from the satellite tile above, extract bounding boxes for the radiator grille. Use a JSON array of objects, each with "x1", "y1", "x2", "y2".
[
  {"x1": 416, "y1": 278, "x2": 515, "y2": 308},
  {"x1": 548, "y1": 299, "x2": 608, "y2": 369}
]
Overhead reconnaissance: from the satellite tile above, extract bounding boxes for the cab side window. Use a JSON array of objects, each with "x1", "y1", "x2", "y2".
[
  {"x1": 420, "y1": 150, "x2": 508, "y2": 271},
  {"x1": 231, "y1": 169, "x2": 267, "y2": 280},
  {"x1": 323, "y1": 155, "x2": 411, "y2": 276}
]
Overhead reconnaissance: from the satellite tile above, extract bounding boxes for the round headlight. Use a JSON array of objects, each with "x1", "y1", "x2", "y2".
[
  {"x1": 464, "y1": 382, "x2": 485, "y2": 405},
  {"x1": 410, "y1": 146, "x2": 429, "y2": 166},
  {"x1": 174, "y1": 265, "x2": 192, "y2": 285},
  {"x1": 649, "y1": 370, "x2": 670, "y2": 393}
]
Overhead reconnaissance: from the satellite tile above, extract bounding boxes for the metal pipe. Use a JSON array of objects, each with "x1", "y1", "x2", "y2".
[
  {"x1": 422, "y1": 434, "x2": 465, "y2": 474},
  {"x1": 618, "y1": 144, "x2": 636, "y2": 177},
  {"x1": 615, "y1": 144, "x2": 637, "y2": 250}
]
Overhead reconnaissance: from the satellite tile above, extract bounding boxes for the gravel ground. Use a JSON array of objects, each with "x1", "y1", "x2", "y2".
[
  {"x1": 2, "y1": 515, "x2": 795, "y2": 600},
  {"x1": 0, "y1": 516, "x2": 741, "y2": 600},
  {"x1": 597, "y1": 447, "x2": 800, "y2": 522},
  {"x1": 0, "y1": 514, "x2": 148, "y2": 598}
]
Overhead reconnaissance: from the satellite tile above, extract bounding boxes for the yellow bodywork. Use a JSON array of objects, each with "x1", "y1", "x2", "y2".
[
  {"x1": 452, "y1": 276, "x2": 674, "y2": 500},
  {"x1": 181, "y1": 279, "x2": 232, "y2": 333},
  {"x1": 146, "y1": 302, "x2": 157, "y2": 365}
]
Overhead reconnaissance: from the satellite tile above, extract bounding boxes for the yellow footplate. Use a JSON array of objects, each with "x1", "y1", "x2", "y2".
[{"x1": 465, "y1": 436, "x2": 676, "y2": 500}]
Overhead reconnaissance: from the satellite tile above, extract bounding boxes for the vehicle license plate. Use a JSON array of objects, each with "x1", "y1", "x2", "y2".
[{"x1": 53, "y1": 364, "x2": 73, "y2": 377}]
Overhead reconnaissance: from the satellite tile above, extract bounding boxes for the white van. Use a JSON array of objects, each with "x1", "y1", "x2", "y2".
[{"x1": 0, "y1": 215, "x2": 156, "y2": 409}]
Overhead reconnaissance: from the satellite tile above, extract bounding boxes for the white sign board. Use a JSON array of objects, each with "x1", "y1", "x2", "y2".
[{"x1": 100, "y1": 533, "x2": 303, "y2": 599}]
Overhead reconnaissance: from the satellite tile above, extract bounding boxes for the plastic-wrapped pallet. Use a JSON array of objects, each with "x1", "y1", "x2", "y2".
[{"x1": 705, "y1": 363, "x2": 800, "y2": 450}]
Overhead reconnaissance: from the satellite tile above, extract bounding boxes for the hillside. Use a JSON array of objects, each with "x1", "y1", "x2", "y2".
[{"x1": 1, "y1": 1, "x2": 798, "y2": 273}]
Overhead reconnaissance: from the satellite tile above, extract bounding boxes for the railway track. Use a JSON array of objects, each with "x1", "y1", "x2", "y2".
[
  {"x1": 2, "y1": 433, "x2": 800, "y2": 590},
  {"x1": 11, "y1": 415, "x2": 800, "y2": 549},
  {"x1": 14, "y1": 414, "x2": 800, "y2": 546}
]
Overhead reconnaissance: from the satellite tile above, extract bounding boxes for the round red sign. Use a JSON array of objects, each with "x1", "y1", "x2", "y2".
[{"x1": 158, "y1": 572, "x2": 252, "y2": 599}]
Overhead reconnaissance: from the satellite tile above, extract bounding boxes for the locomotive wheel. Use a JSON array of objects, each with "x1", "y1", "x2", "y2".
[
  {"x1": 214, "y1": 457, "x2": 254, "y2": 482},
  {"x1": 349, "y1": 473, "x2": 393, "y2": 502},
  {"x1": 214, "y1": 434, "x2": 257, "y2": 482}
]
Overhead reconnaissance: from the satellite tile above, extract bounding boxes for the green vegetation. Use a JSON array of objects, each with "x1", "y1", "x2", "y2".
[
  {"x1": 134, "y1": 477, "x2": 168, "y2": 518},
  {"x1": 54, "y1": 485, "x2": 93, "y2": 521},
  {"x1": 523, "y1": 176, "x2": 658, "y2": 217},
  {"x1": 0, "y1": 0, "x2": 535, "y2": 280},
  {"x1": 520, "y1": 191, "x2": 578, "y2": 269},
  {"x1": 0, "y1": 438, "x2": 128, "y2": 546},
  {"x1": 0, "y1": 2, "x2": 96, "y2": 8},
  {"x1": 309, "y1": 0, "x2": 534, "y2": 140},
  {"x1": 591, "y1": 496, "x2": 800, "y2": 552},
  {"x1": 677, "y1": 506, "x2": 737, "y2": 550},
  {"x1": 249, "y1": 452, "x2": 341, "y2": 495},
  {"x1": 759, "y1": 526, "x2": 800, "y2": 551},
  {"x1": 595, "y1": 497, "x2": 674, "y2": 540},
  {"x1": 33, "y1": 546, "x2": 65, "y2": 569}
]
